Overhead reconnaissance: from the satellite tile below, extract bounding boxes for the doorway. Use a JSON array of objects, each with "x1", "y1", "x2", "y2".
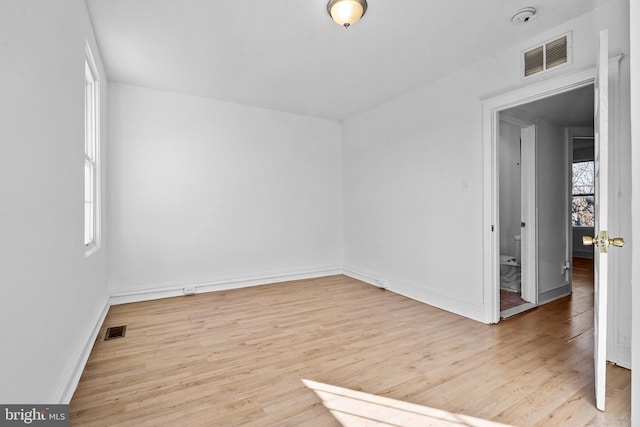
[
  {"x1": 483, "y1": 48, "x2": 626, "y2": 411},
  {"x1": 497, "y1": 84, "x2": 594, "y2": 318},
  {"x1": 480, "y1": 67, "x2": 598, "y2": 325}
]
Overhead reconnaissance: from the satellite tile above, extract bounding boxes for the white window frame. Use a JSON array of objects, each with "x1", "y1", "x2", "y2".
[
  {"x1": 571, "y1": 160, "x2": 595, "y2": 228},
  {"x1": 85, "y1": 42, "x2": 101, "y2": 256}
]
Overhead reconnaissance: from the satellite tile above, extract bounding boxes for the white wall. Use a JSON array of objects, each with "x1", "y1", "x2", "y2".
[
  {"x1": 536, "y1": 120, "x2": 570, "y2": 301},
  {"x1": 342, "y1": 0, "x2": 631, "y2": 322},
  {"x1": 608, "y1": 43, "x2": 633, "y2": 367},
  {"x1": 0, "y1": 0, "x2": 109, "y2": 403},
  {"x1": 107, "y1": 84, "x2": 343, "y2": 297},
  {"x1": 572, "y1": 227, "x2": 595, "y2": 259}
]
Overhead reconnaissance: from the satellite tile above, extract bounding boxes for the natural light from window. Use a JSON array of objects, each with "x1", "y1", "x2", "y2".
[
  {"x1": 302, "y1": 379, "x2": 515, "y2": 427},
  {"x1": 85, "y1": 43, "x2": 100, "y2": 255},
  {"x1": 572, "y1": 161, "x2": 595, "y2": 227}
]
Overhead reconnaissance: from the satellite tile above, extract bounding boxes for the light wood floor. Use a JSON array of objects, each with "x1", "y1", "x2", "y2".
[{"x1": 70, "y1": 260, "x2": 630, "y2": 426}]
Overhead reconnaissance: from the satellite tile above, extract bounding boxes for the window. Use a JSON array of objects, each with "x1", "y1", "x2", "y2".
[
  {"x1": 572, "y1": 161, "x2": 595, "y2": 227},
  {"x1": 85, "y1": 43, "x2": 100, "y2": 255}
]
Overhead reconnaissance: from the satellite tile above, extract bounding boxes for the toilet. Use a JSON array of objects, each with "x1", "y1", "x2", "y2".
[{"x1": 500, "y1": 235, "x2": 521, "y2": 292}]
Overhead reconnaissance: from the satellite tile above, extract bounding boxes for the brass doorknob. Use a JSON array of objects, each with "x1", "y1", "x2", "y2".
[
  {"x1": 609, "y1": 237, "x2": 624, "y2": 247},
  {"x1": 582, "y1": 231, "x2": 624, "y2": 253}
]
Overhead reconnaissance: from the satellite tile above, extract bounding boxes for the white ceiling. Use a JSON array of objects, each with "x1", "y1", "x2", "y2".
[
  {"x1": 515, "y1": 84, "x2": 595, "y2": 128},
  {"x1": 86, "y1": 0, "x2": 612, "y2": 121}
]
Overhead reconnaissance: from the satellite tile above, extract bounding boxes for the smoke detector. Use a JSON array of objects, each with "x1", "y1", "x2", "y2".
[{"x1": 511, "y1": 7, "x2": 537, "y2": 25}]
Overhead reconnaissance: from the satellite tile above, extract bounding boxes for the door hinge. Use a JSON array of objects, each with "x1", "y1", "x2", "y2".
[{"x1": 491, "y1": 225, "x2": 495, "y2": 232}]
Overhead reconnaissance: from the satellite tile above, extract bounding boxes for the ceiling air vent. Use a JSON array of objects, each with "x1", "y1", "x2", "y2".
[
  {"x1": 523, "y1": 33, "x2": 571, "y2": 78},
  {"x1": 524, "y1": 46, "x2": 544, "y2": 77}
]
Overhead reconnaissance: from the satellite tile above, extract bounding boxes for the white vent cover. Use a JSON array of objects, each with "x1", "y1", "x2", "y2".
[{"x1": 522, "y1": 33, "x2": 572, "y2": 78}]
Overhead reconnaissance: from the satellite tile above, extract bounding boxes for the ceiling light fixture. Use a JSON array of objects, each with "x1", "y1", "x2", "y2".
[{"x1": 327, "y1": 0, "x2": 368, "y2": 29}]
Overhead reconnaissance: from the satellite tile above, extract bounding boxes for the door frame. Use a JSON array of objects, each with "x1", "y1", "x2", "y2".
[
  {"x1": 496, "y1": 113, "x2": 538, "y2": 310},
  {"x1": 520, "y1": 123, "x2": 538, "y2": 305},
  {"x1": 482, "y1": 57, "x2": 623, "y2": 328},
  {"x1": 482, "y1": 68, "x2": 596, "y2": 324}
]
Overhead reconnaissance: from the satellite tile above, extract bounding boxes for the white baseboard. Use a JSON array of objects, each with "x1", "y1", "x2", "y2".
[
  {"x1": 538, "y1": 283, "x2": 571, "y2": 305},
  {"x1": 53, "y1": 267, "x2": 342, "y2": 404},
  {"x1": 54, "y1": 265, "x2": 628, "y2": 406},
  {"x1": 109, "y1": 266, "x2": 343, "y2": 305},
  {"x1": 343, "y1": 265, "x2": 486, "y2": 323},
  {"x1": 341, "y1": 266, "x2": 387, "y2": 289},
  {"x1": 54, "y1": 298, "x2": 110, "y2": 404}
]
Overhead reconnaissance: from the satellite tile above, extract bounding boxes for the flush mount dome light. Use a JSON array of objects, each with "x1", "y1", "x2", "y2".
[{"x1": 327, "y1": 0, "x2": 368, "y2": 28}]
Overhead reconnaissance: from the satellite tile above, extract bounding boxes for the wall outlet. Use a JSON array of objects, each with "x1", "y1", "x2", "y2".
[{"x1": 183, "y1": 285, "x2": 196, "y2": 295}]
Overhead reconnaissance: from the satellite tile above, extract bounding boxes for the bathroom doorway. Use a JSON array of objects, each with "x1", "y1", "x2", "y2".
[{"x1": 497, "y1": 84, "x2": 594, "y2": 318}]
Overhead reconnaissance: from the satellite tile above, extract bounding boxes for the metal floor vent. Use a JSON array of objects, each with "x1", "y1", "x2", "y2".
[{"x1": 105, "y1": 325, "x2": 127, "y2": 341}]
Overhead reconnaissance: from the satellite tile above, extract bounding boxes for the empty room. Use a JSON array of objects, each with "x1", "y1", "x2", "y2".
[{"x1": 1, "y1": 0, "x2": 639, "y2": 426}]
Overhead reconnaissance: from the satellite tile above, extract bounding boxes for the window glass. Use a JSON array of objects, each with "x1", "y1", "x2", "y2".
[
  {"x1": 572, "y1": 161, "x2": 595, "y2": 227},
  {"x1": 85, "y1": 44, "x2": 100, "y2": 254}
]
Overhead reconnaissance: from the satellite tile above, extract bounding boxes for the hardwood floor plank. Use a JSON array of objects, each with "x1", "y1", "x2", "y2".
[{"x1": 70, "y1": 261, "x2": 630, "y2": 426}]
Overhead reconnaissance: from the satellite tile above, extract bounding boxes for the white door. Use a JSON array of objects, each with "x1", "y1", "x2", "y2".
[
  {"x1": 592, "y1": 28, "x2": 609, "y2": 413},
  {"x1": 520, "y1": 125, "x2": 536, "y2": 304},
  {"x1": 587, "y1": 29, "x2": 625, "y2": 412}
]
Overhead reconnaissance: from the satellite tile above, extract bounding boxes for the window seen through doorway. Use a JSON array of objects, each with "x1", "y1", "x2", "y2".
[{"x1": 572, "y1": 161, "x2": 595, "y2": 227}]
